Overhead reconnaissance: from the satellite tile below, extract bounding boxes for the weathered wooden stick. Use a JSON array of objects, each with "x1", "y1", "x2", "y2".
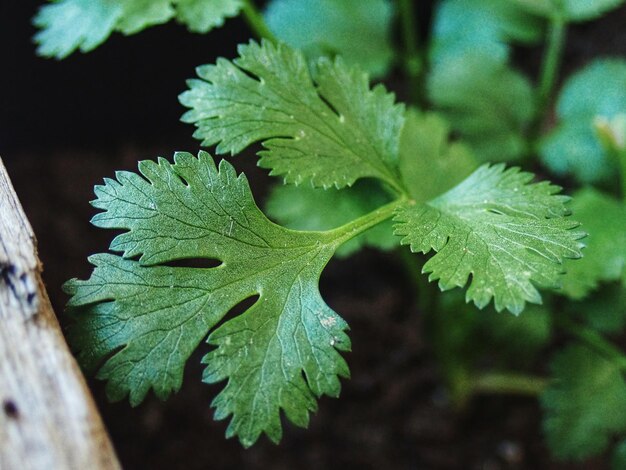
[{"x1": 0, "y1": 158, "x2": 120, "y2": 470}]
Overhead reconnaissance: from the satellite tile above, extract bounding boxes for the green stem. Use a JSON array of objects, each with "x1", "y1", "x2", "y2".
[
  {"x1": 557, "y1": 316, "x2": 626, "y2": 370},
  {"x1": 619, "y1": 149, "x2": 626, "y2": 203},
  {"x1": 471, "y1": 372, "x2": 547, "y2": 396},
  {"x1": 450, "y1": 372, "x2": 547, "y2": 409},
  {"x1": 240, "y1": 0, "x2": 278, "y2": 43},
  {"x1": 326, "y1": 197, "x2": 407, "y2": 248},
  {"x1": 398, "y1": 0, "x2": 422, "y2": 105},
  {"x1": 533, "y1": 17, "x2": 567, "y2": 135}
]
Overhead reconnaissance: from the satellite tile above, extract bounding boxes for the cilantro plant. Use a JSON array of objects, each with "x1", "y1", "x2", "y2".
[{"x1": 35, "y1": 0, "x2": 626, "y2": 463}]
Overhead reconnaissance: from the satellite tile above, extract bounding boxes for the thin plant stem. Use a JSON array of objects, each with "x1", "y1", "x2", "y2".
[
  {"x1": 398, "y1": 0, "x2": 423, "y2": 105},
  {"x1": 471, "y1": 372, "x2": 547, "y2": 396},
  {"x1": 240, "y1": 0, "x2": 278, "y2": 43},
  {"x1": 326, "y1": 197, "x2": 408, "y2": 248},
  {"x1": 533, "y1": 17, "x2": 567, "y2": 136},
  {"x1": 619, "y1": 149, "x2": 626, "y2": 202}
]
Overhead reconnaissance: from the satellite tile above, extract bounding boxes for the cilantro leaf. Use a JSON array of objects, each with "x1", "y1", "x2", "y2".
[
  {"x1": 513, "y1": 0, "x2": 625, "y2": 22},
  {"x1": 428, "y1": 55, "x2": 535, "y2": 162},
  {"x1": 34, "y1": 0, "x2": 125, "y2": 58},
  {"x1": 264, "y1": 0, "x2": 394, "y2": 77},
  {"x1": 428, "y1": 1, "x2": 538, "y2": 163},
  {"x1": 64, "y1": 151, "x2": 352, "y2": 447},
  {"x1": 540, "y1": 59, "x2": 626, "y2": 183},
  {"x1": 115, "y1": 0, "x2": 175, "y2": 35},
  {"x1": 34, "y1": 0, "x2": 242, "y2": 58},
  {"x1": 560, "y1": 188, "x2": 626, "y2": 299},
  {"x1": 180, "y1": 40, "x2": 406, "y2": 191},
  {"x1": 542, "y1": 345, "x2": 626, "y2": 460},
  {"x1": 265, "y1": 180, "x2": 397, "y2": 257},
  {"x1": 399, "y1": 109, "x2": 478, "y2": 202},
  {"x1": 176, "y1": 0, "x2": 243, "y2": 33},
  {"x1": 394, "y1": 164, "x2": 585, "y2": 314},
  {"x1": 430, "y1": 0, "x2": 542, "y2": 66}
]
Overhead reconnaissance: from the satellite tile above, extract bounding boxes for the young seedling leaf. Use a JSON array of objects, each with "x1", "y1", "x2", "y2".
[
  {"x1": 180, "y1": 40, "x2": 406, "y2": 191},
  {"x1": 64, "y1": 151, "x2": 352, "y2": 447},
  {"x1": 34, "y1": 0, "x2": 242, "y2": 58},
  {"x1": 540, "y1": 59, "x2": 626, "y2": 183},
  {"x1": 394, "y1": 164, "x2": 585, "y2": 314},
  {"x1": 264, "y1": 0, "x2": 394, "y2": 77},
  {"x1": 265, "y1": 180, "x2": 397, "y2": 257},
  {"x1": 542, "y1": 345, "x2": 626, "y2": 460},
  {"x1": 398, "y1": 109, "x2": 478, "y2": 203},
  {"x1": 512, "y1": 0, "x2": 625, "y2": 22},
  {"x1": 560, "y1": 188, "x2": 626, "y2": 299},
  {"x1": 428, "y1": 55, "x2": 535, "y2": 162}
]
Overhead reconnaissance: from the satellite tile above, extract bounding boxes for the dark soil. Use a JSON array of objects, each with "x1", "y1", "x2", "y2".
[{"x1": 3, "y1": 2, "x2": 626, "y2": 469}]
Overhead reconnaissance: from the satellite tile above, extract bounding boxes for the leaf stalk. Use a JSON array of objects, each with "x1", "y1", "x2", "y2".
[
  {"x1": 326, "y1": 197, "x2": 408, "y2": 248},
  {"x1": 533, "y1": 17, "x2": 567, "y2": 136},
  {"x1": 398, "y1": 0, "x2": 423, "y2": 105},
  {"x1": 240, "y1": 0, "x2": 278, "y2": 43},
  {"x1": 470, "y1": 372, "x2": 548, "y2": 396}
]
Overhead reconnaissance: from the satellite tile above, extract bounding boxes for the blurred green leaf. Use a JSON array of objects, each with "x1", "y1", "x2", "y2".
[
  {"x1": 399, "y1": 110, "x2": 478, "y2": 202},
  {"x1": 560, "y1": 188, "x2": 626, "y2": 299},
  {"x1": 430, "y1": 0, "x2": 542, "y2": 66},
  {"x1": 542, "y1": 345, "x2": 626, "y2": 460},
  {"x1": 264, "y1": 0, "x2": 394, "y2": 77},
  {"x1": 566, "y1": 284, "x2": 626, "y2": 334},
  {"x1": 428, "y1": 55, "x2": 535, "y2": 162},
  {"x1": 34, "y1": 0, "x2": 242, "y2": 58},
  {"x1": 540, "y1": 59, "x2": 626, "y2": 183}
]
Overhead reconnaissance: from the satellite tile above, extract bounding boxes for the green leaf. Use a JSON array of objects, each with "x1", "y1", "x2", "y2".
[
  {"x1": 394, "y1": 164, "x2": 585, "y2": 314},
  {"x1": 265, "y1": 180, "x2": 397, "y2": 257},
  {"x1": 34, "y1": 0, "x2": 242, "y2": 58},
  {"x1": 428, "y1": 55, "x2": 535, "y2": 162},
  {"x1": 176, "y1": 0, "x2": 243, "y2": 33},
  {"x1": 542, "y1": 345, "x2": 626, "y2": 460},
  {"x1": 560, "y1": 188, "x2": 626, "y2": 299},
  {"x1": 566, "y1": 284, "x2": 626, "y2": 334},
  {"x1": 512, "y1": 0, "x2": 625, "y2": 22},
  {"x1": 180, "y1": 40, "x2": 406, "y2": 191},
  {"x1": 399, "y1": 110, "x2": 478, "y2": 202},
  {"x1": 64, "y1": 151, "x2": 353, "y2": 447},
  {"x1": 428, "y1": 1, "x2": 538, "y2": 163},
  {"x1": 33, "y1": 0, "x2": 125, "y2": 58},
  {"x1": 115, "y1": 0, "x2": 174, "y2": 35},
  {"x1": 540, "y1": 59, "x2": 626, "y2": 183},
  {"x1": 430, "y1": 0, "x2": 542, "y2": 66},
  {"x1": 264, "y1": 0, "x2": 394, "y2": 77}
]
